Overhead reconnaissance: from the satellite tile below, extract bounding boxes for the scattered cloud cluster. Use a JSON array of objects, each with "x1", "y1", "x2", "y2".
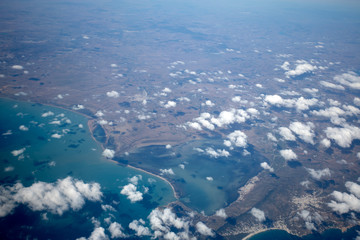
[
  {"x1": 160, "y1": 168, "x2": 175, "y2": 175},
  {"x1": 202, "y1": 147, "x2": 230, "y2": 158},
  {"x1": 164, "y1": 101, "x2": 176, "y2": 108},
  {"x1": 264, "y1": 95, "x2": 318, "y2": 111},
  {"x1": 187, "y1": 108, "x2": 255, "y2": 131},
  {"x1": 306, "y1": 168, "x2": 331, "y2": 180},
  {"x1": 334, "y1": 72, "x2": 360, "y2": 90},
  {"x1": 0, "y1": 177, "x2": 102, "y2": 217},
  {"x1": 215, "y1": 208, "x2": 227, "y2": 218},
  {"x1": 324, "y1": 125, "x2": 360, "y2": 148},
  {"x1": 328, "y1": 181, "x2": 360, "y2": 214},
  {"x1": 283, "y1": 60, "x2": 317, "y2": 78},
  {"x1": 224, "y1": 130, "x2": 248, "y2": 148},
  {"x1": 289, "y1": 122, "x2": 315, "y2": 145},
  {"x1": 120, "y1": 183, "x2": 143, "y2": 203},
  {"x1": 297, "y1": 210, "x2": 323, "y2": 231}
]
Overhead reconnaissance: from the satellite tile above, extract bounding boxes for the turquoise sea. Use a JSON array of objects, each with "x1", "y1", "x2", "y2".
[{"x1": 0, "y1": 98, "x2": 175, "y2": 239}]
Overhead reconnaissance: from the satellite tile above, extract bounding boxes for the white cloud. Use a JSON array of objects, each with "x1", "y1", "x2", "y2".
[
  {"x1": 11, "y1": 65, "x2": 24, "y2": 70},
  {"x1": 120, "y1": 183, "x2": 143, "y2": 203},
  {"x1": 320, "y1": 138, "x2": 331, "y2": 148},
  {"x1": 306, "y1": 168, "x2": 331, "y2": 180},
  {"x1": 205, "y1": 147, "x2": 230, "y2": 158},
  {"x1": 264, "y1": 95, "x2": 318, "y2": 111},
  {"x1": 354, "y1": 97, "x2": 360, "y2": 106},
  {"x1": 226, "y1": 130, "x2": 247, "y2": 148},
  {"x1": 328, "y1": 181, "x2": 360, "y2": 214},
  {"x1": 95, "y1": 111, "x2": 104, "y2": 117},
  {"x1": 325, "y1": 125, "x2": 360, "y2": 148},
  {"x1": 106, "y1": 91, "x2": 119, "y2": 98},
  {"x1": 215, "y1": 208, "x2": 227, "y2": 218},
  {"x1": 129, "y1": 219, "x2": 151, "y2": 236},
  {"x1": 334, "y1": 72, "x2": 360, "y2": 89},
  {"x1": 148, "y1": 208, "x2": 191, "y2": 239},
  {"x1": 250, "y1": 207, "x2": 266, "y2": 222},
  {"x1": 102, "y1": 149, "x2": 115, "y2": 159},
  {"x1": 204, "y1": 100, "x2": 215, "y2": 107},
  {"x1": 267, "y1": 133, "x2": 277, "y2": 142},
  {"x1": 206, "y1": 176, "x2": 214, "y2": 181},
  {"x1": 41, "y1": 111, "x2": 54, "y2": 117},
  {"x1": 285, "y1": 61, "x2": 317, "y2": 77},
  {"x1": 4, "y1": 166, "x2": 14, "y2": 172},
  {"x1": 165, "y1": 144, "x2": 172, "y2": 149},
  {"x1": 11, "y1": 148, "x2": 26, "y2": 157},
  {"x1": 160, "y1": 168, "x2": 175, "y2": 175},
  {"x1": 0, "y1": 177, "x2": 102, "y2": 217},
  {"x1": 19, "y1": 125, "x2": 29, "y2": 131},
  {"x1": 164, "y1": 101, "x2": 176, "y2": 108},
  {"x1": 195, "y1": 222, "x2": 214, "y2": 237},
  {"x1": 260, "y1": 162, "x2": 274, "y2": 172},
  {"x1": 51, "y1": 133, "x2": 62, "y2": 139},
  {"x1": 162, "y1": 88, "x2": 172, "y2": 93},
  {"x1": 108, "y1": 222, "x2": 127, "y2": 238},
  {"x1": 88, "y1": 227, "x2": 108, "y2": 240},
  {"x1": 279, "y1": 127, "x2": 296, "y2": 141},
  {"x1": 73, "y1": 104, "x2": 85, "y2": 110},
  {"x1": 303, "y1": 88, "x2": 319, "y2": 94},
  {"x1": 187, "y1": 122, "x2": 202, "y2": 131},
  {"x1": 128, "y1": 175, "x2": 142, "y2": 185},
  {"x1": 320, "y1": 81, "x2": 345, "y2": 90},
  {"x1": 2, "y1": 130, "x2": 12, "y2": 136},
  {"x1": 289, "y1": 121, "x2": 315, "y2": 145},
  {"x1": 280, "y1": 149, "x2": 297, "y2": 161}
]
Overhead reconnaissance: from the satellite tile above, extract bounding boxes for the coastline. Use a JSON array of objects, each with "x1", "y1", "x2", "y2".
[{"x1": 242, "y1": 228, "x2": 283, "y2": 240}]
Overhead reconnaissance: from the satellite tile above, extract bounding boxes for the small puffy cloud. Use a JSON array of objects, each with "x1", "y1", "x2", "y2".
[
  {"x1": 260, "y1": 162, "x2": 274, "y2": 172},
  {"x1": 328, "y1": 181, "x2": 360, "y2": 214},
  {"x1": 41, "y1": 111, "x2": 54, "y2": 117},
  {"x1": 306, "y1": 168, "x2": 331, "y2": 180},
  {"x1": 320, "y1": 138, "x2": 331, "y2": 148},
  {"x1": 109, "y1": 222, "x2": 127, "y2": 238},
  {"x1": 267, "y1": 133, "x2": 277, "y2": 142},
  {"x1": 215, "y1": 208, "x2": 227, "y2": 218},
  {"x1": 204, "y1": 100, "x2": 215, "y2": 107},
  {"x1": 334, "y1": 72, "x2": 360, "y2": 89},
  {"x1": 129, "y1": 175, "x2": 142, "y2": 185},
  {"x1": 165, "y1": 144, "x2": 172, "y2": 149},
  {"x1": 120, "y1": 183, "x2": 143, "y2": 203},
  {"x1": 102, "y1": 149, "x2": 115, "y2": 159},
  {"x1": 51, "y1": 133, "x2": 62, "y2": 139},
  {"x1": 162, "y1": 88, "x2": 172, "y2": 93},
  {"x1": 129, "y1": 219, "x2": 152, "y2": 237},
  {"x1": 285, "y1": 61, "x2": 317, "y2": 77},
  {"x1": 325, "y1": 125, "x2": 360, "y2": 148},
  {"x1": 280, "y1": 149, "x2": 297, "y2": 160},
  {"x1": 320, "y1": 81, "x2": 345, "y2": 90},
  {"x1": 11, "y1": 65, "x2": 24, "y2": 70},
  {"x1": 106, "y1": 91, "x2": 119, "y2": 98},
  {"x1": 95, "y1": 111, "x2": 104, "y2": 117},
  {"x1": 226, "y1": 130, "x2": 247, "y2": 148},
  {"x1": 88, "y1": 227, "x2": 108, "y2": 240},
  {"x1": 354, "y1": 97, "x2": 360, "y2": 106},
  {"x1": 187, "y1": 122, "x2": 202, "y2": 131},
  {"x1": 73, "y1": 104, "x2": 85, "y2": 110},
  {"x1": 205, "y1": 147, "x2": 230, "y2": 158},
  {"x1": 160, "y1": 168, "x2": 175, "y2": 175},
  {"x1": 289, "y1": 121, "x2": 315, "y2": 145},
  {"x1": 279, "y1": 127, "x2": 296, "y2": 141},
  {"x1": 19, "y1": 125, "x2": 29, "y2": 131},
  {"x1": 303, "y1": 88, "x2": 319, "y2": 94},
  {"x1": 0, "y1": 177, "x2": 102, "y2": 217},
  {"x1": 164, "y1": 101, "x2": 176, "y2": 108},
  {"x1": 195, "y1": 222, "x2": 214, "y2": 237},
  {"x1": 11, "y1": 148, "x2": 26, "y2": 157},
  {"x1": 255, "y1": 83, "x2": 263, "y2": 88},
  {"x1": 4, "y1": 166, "x2": 14, "y2": 172},
  {"x1": 250, "y1": 207, "x2": 266, "y2": 222},
  {"x1": 206, "y1": 176, "x2": 214, "y2": 181}
]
